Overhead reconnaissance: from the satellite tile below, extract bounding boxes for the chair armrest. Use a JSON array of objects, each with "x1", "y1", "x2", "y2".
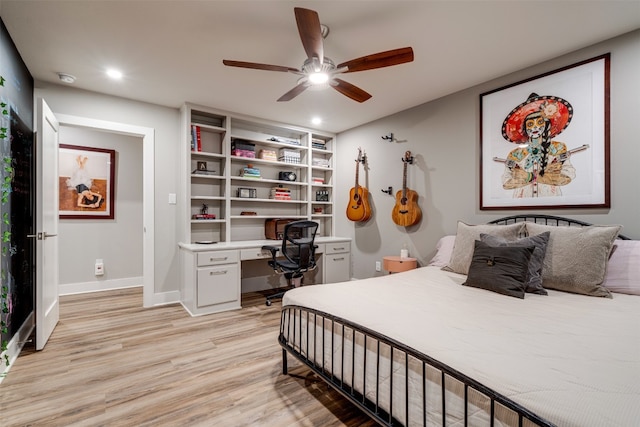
[{"x1": 262, "y1": 245, "x2": 279, "y2": 258}]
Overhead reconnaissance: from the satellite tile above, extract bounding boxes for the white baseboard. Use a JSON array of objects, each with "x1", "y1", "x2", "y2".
[
  {"x1": 59, "y1": 276, "x2": 143, "y2": 295},
  {"x1": 0, "y1": 311, "x2": 34, "y2": 383}
]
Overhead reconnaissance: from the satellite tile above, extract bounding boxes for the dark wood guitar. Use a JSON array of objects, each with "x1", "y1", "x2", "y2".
[
  {"x1": 392, "y1": 151, "x2": 421, "y2": 226},
  {"x1": 346, "y1": 147, "x2": 371, "y2": 222}
]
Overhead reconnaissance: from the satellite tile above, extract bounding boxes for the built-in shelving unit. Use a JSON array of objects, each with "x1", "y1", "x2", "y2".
[{"x1": 180, "y1": 103, "x2": 336, "y2": 244}]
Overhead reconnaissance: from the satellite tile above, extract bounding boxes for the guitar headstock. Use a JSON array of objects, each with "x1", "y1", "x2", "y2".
[
  {"x1": 356, "y1": 147, "x2": 366, "y2": 164},
  {"x1": 403, "y1": 151, "x2": 414, "y2": 164}
]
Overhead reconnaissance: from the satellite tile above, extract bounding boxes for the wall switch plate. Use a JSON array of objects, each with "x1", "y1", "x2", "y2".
[
  {"x1": 168, "y1": 193, "x2": 177, "y2": 204},
  {"x1": 375, "y1": 261, "x2": 381, "y2": 272}
]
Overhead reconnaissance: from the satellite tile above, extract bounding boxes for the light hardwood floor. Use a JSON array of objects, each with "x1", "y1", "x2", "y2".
[{"x1": 0, "y1": 288, "x2": 377, "y2": 427}]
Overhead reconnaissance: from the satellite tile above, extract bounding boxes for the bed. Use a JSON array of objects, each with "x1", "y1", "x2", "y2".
[{"x1": 278, "y1": 215, "x2": 640, "y2": 427}]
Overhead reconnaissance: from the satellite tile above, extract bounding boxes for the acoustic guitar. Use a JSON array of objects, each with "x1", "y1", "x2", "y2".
[
  {"x1": 346, "y1": 147, "x2": 371, "y2": 222},
  {"x1": 392, "y1": 151, "x2": 421, "y2": 226}
]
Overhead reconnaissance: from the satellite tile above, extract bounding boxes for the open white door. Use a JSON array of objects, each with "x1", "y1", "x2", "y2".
[{"x1": 35, "y1": 98, "x2": 60, "y2": 350}]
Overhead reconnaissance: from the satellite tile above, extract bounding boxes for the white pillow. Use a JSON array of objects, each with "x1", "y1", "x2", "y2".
[
  {"x1": 525, "y1": 222, "x2": 621, "y2": 297},
  {"x1": 427, "y1": 235, "x2": 456, "y2": 267},
  {"x1": 443, "y1": 221, "x2": 525, "y2": 275},
  {"x1": 603, "y1": 240, "x2": 640, "y2": 296}
]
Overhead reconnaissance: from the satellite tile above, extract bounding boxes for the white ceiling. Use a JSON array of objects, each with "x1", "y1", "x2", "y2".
[{"x1": 2, "y1": 1, "x2": 639, "y2": 133}]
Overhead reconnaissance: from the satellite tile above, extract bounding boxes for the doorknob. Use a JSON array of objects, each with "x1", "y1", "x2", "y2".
[{"x1": 26, "y1": 232, "x2": 57, "y2": 240}]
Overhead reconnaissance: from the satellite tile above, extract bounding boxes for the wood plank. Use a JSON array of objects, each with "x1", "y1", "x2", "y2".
[{"x1": 0, "y1": 288, "x2": 377, "y2": 426}]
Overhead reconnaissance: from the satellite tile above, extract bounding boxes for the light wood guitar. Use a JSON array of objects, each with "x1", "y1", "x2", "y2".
[
  {"x1": 346, "y1": 147, "x2": 371, "y2": 222},
  {"x1": 392, "y1": 151, "x2": 421, "y2": 226}
]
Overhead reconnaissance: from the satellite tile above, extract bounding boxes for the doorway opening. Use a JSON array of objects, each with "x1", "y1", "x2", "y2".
[{"x1": 55, "y1": 114, "x2": 155, "y2": 307}]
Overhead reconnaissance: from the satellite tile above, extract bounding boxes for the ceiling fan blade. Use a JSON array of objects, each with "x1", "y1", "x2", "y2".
[
  {"x1": 294, "y1": 7, "x2": 324, "y2": 64},
  {"x1": 332, "y1": 78, "x2": 372, "y2": 103},
  {"x1": 337, "y1": 47, "x2": 414, "y2": 73},
  {"x1": 223, "y1": 60, "x2": 299, "y2": 73},
  {"x1": 277, "y1": 82, "x2": 309, "y2": 102}
]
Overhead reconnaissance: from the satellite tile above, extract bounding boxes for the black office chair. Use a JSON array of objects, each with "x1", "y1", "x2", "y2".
[{"x1": 262, "y1": 220, "x2": 319, "y2": 306}]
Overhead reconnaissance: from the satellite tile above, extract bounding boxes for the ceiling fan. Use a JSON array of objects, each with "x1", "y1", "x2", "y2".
[{"x1": 222, "y1": 7, "x2": 414, "y2": 103}]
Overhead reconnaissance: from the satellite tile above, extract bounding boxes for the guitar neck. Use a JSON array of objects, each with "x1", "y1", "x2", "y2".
[{"x1": 402, "y1": 161, "x2": 408, "y2": 197}]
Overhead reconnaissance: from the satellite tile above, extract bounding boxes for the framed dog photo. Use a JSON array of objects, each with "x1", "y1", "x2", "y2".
[
  {"x1": 59, "y1": 144, "x2": 116, "y2": 219},
  {"x1": 480, "y1": 54, "x2": 610, "y2": 210}
]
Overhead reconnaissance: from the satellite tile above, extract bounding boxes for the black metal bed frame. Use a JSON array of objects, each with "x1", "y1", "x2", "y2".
[{"x1": 277, "y1": 215, "x2": 628, "y2": 427}]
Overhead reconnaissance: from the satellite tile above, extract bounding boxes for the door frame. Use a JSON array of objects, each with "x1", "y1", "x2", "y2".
[{"x1": 56, "y1": 114, "x2": 155, "y2": 307}]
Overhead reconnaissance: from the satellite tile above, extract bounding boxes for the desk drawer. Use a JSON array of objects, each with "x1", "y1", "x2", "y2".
[
  {"x1": 197, "y1": 250, "x2": 238, "y2": 267},
  {"x1": 240, "y1": 247, "x2": 273, "y2": 260},
  {"x1": 197, "y1": 264, "x2": 239, "y2": 307},
  {"x1": 325, "y1": 242, "x2": 350, "y2": 254}
]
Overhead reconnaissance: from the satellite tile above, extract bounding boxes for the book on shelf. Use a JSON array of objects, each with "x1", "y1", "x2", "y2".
[
  {"x1": 240, "y1": 165, "x2": 261, "y2": 178},
  {"x1": 270, "y1": 186, "x2": 292, "y2": 200},
  {"x1": 192, "y1": 213, "x2": 216, "y2": 220},
  {"x1": 312, "y1": 138, "x2": 327, "y2": 150},
  {"x1": 259, "y1": 149, "x2": 278, "y2": 161},
  {"x1": 192, "y1": 169, "x2": 217, "y2": 175},
  {"x1": 190, "y1": 125, "x2": 202, "y2": 152},
  {"x1": 267, "y1": 136, "x2": 300, "y2": 146}
]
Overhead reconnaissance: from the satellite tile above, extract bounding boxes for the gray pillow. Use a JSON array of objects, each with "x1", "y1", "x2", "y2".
[
  {"x1": 444, "y1": 221, "x2": 525, "y2": 275},
  {"x1": 525, "y1": 222, "x2": 622, "y2": 298},
  {"x1": 480, "y1": 232, "x2": 550, "y2": 295},
  {"x1": 463, "y1": 240, "x2": 535, "y2": 299}
]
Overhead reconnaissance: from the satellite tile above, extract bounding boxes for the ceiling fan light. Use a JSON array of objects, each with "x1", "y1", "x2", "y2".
[{"x1": 309, "y1": 72, "x2": 329, "y2": 85}]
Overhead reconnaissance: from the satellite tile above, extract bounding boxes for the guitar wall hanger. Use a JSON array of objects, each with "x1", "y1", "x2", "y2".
[
  {"x1": 402, "y1": 154, "x2": 414, "y2": 164},
  {"x1": 381, "y1": 132, "x2": 408, "y2": 143},
  {"x1": 381, "y1": 133, "x2": 396, "y2": 142},
  {"x1": 381, "y1": 186, "x2": 393, "y2": 195}
]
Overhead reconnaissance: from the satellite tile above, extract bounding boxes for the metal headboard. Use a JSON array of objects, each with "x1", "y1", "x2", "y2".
[{"x1": 487, "y1": 214, "x2": 630, "y2": 240}]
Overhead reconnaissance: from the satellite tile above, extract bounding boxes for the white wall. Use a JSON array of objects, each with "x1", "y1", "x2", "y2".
[
  {"x1": 35, "y1": 83, "x2": 181, "y2": 296},
  {"x1": 58, "y1": 126, "x2": 143, "y2": 293},
  {"x1": 35, "y1": 29, "x2": 640, "y2": 296},
  {"x1": 336, "y1": 29, "x2": 640, "y2": 279}
]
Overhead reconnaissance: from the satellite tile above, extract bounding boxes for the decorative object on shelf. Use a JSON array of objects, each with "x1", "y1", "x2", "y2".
[
  {"x1": 59, "y1": 144, "x2": 115, "y2": 220},
  {"x1": 193, "y1": 204, "x2": 215, "y2": 220},
  {"x1": 312, "y1": 157, "x2": 331, "y2": 168},
  {"x1": 391, "y1": 151, "x2": 421, "y2": 227},
  {"x1": 270, "y1": 185, "x2": 292, "y2": 200},
  {"x1": 312, "y1": 138, "x2": 327, "y2": 150},
  {"x1": 278, "y1": 171, "x2": 297, "y2": 182},
  {"x1": 267, "y1": 136, "x2": 300, "y2": 146},
  {"x1": 381, "y1": 186, "x2": 393, "y2": 195},
  {"x1": 222, "y1": 7, "x2": 414, "y2": 103},
  {"x1": 240, "y1": 211, "x2": 258, "y2": 215},
  {"x1": 346, "y1": 147, "x2": 371, "y2": 222},
  {"x1": 316, "y1": 190, "x2": 329, "y2": 202},
  {"x1": 239, "y1": 164, "x2": 261, "y2": 178},
  {"x1": 237, "y1": 187, "x2": 257, "y2": 198},
  {"x1": 192, "y1": 161, "x2": 216, "y2": 175},
  {"x1": 480, "y1": 54, "x2": 609, "y2": 210},
  {"x1": 265, "y1": 218, "x2": 297, "y2": 240},
  {"x1": 259, "y1": 149, "x2": 277, "y2": 161},
  {"x1": 312, "y1": 177, "x2": 325, "y2": 184},
  {"x1": 231, "y1": 138, "x2": 256, "y2": 158},
  {"x1": 278, "y1": 148, "x2": 300, "y2": 164},
  {"x1": 313, "y1": 207, "x2": 323, "y2": 213}
]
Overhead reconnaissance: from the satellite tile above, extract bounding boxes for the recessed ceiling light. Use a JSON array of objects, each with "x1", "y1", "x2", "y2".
[
  {"x1": 57, "y1": 73, "x2": 76, "y2": 84},
  {"x1": 311, "y1": 117, "x2": 322, "y2": 125},
  {"x1": 106, "y1": 69, "x2": 123, "y2": 79}
]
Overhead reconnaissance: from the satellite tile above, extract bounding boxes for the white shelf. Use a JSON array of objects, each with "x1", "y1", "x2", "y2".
[{"x1": 181, "y1": 102, "x2": 336, "y2": 244}]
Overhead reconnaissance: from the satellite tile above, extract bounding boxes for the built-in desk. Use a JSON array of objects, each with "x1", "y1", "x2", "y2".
[{"x1": 179, "y1": 237, "x2": 351, "y2": 316}]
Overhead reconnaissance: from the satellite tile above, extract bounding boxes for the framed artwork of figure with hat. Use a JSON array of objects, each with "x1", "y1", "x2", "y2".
[{"x1": 480, "y1": 54, "x2": 610, "y2": 210}]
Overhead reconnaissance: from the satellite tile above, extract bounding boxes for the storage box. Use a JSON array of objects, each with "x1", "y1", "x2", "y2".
[{"x1": 265, "y1": 218, "x2": 297, "y2": 240}]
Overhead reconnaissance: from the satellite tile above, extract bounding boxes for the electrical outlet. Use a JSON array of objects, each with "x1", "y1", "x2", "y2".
[
  {"x1": 375, "y1": 261, "x2": 381, "y2": 272},
  {"x1": 95, "y1": 259, "x2": 104, "y2": 276}
]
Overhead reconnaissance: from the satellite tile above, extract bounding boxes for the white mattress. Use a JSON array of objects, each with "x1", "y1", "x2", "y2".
[{"x1": 282, "y1": 266, "x2": 640, "y2": 427}]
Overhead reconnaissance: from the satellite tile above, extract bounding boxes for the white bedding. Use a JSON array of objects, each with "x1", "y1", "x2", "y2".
[{"x1": 282, "y1": 266, "x2": 640, "y2": 427}]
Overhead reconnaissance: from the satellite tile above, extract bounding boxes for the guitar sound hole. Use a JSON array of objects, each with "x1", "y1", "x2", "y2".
[{"x1": 399, "y1": 210, "x2": 408, "y2": 214}]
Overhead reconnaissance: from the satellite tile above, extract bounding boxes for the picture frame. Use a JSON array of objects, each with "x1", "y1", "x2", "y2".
[
  {"x1": 59, "y1": 144, "x2": 116, "y2": 219},
  {"x1": 480, "y1": 54, "x2": 610, "y2": 210},
  {"x1": 237, "y1": 187, "x2": 257, "y2": 198}
]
